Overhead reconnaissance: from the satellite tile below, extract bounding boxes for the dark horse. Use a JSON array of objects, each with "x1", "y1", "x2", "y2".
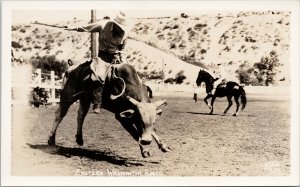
[{"x1": 194, "y1": 69, "x2": 247, "y2": 116}]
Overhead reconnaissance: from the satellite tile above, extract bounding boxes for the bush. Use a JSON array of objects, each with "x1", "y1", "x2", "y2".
[
  {"x1": 30, "y1": 55, "x2": 68, "y2": 79},
  {"x1": 194, "y1": 23, "x2": 207, "y2": 31},
  {"x1": 164, "y1": 78, "x2": 175, "y2": 84},
  {"x1": 170, "y1": 42, "x2": 176, "y2": 49},
  {"x1": 12, "y1": 41, "x2": 22, "y2": 48},
  {"x1": 175, "y1": 70, "x2": 186, "y2": 84},
  {"x1": 20, "y1": 28, "x2": 26, "y2": 33},
  {"x1": 172, "y1": 24, "x2": 179, "y2": 29}
]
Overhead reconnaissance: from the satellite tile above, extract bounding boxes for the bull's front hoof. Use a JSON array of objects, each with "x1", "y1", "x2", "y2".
[
  {"x1": 233, "y1": 113, "x2": 237, "y2": 116},
  {"x1": 75, "y1": 135, "x2": 84, "y2": 146},
  {"x1": 222, "y1": 113, "x2": 227, "y2": 116},
  {"x1": 141, "y1": 149, "x2": 151, "y2": 158},
  {"x1": 160, "y1": 144, "x2": 172, "y2": 152},
  {"x1": 209, "y1": 112, "x2": 213, "y2": 115},
  {"x1": 48, "y1": 136, "x2": 56, "y2": 146}
]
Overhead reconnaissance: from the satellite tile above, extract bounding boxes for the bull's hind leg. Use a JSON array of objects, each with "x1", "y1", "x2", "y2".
[
  {"x1": 75, "y1": 99, "x2": 91, "y2": 146},
  {"x1": 223, "y1": 96, "x2": 233, "y2": 115},
  {"x1": 233, "y1": 95, "x2": 240, "y2": 116},
  {"x1": 48, "y1": 102, "x2": 72, "y2": 145}
]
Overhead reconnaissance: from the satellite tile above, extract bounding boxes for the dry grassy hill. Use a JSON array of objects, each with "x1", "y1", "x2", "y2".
[
  {"x1": 129, "y1": 11, "x2": 290, "y2": 84},
  {"x1": 11, "y1": 11, "x2": 290, "y2": 85}
]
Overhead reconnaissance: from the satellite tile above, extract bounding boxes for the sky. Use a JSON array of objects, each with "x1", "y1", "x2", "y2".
[
  {"x1": 12, "y1": 9, "x2": 186, "y2": 24},
  {"x1": 9, "y1": 0, "x2": 295, "y2": 24}
]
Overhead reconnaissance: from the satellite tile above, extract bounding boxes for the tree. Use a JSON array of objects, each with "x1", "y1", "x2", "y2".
[
  {"x1": 253, "y1": 50, "x2": 282, "y2": 86},
  {"x1": 236, "y1": 51, "x2": 282, "y2": 86},
  {"x1": 30, "y1": 55, "x2": 68, "y2": 79},
  {"x1": 236, "y1": 61, "x2": 257, "y2": 85}
]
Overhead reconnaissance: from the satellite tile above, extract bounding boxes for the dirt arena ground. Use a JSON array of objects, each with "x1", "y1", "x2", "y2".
[{"x1": 11, "y1": 91, "x2": 290, "y2": 176}]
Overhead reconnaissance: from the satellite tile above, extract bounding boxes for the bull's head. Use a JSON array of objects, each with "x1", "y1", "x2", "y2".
[{"x1": 119, "y1": 96, "x2": 167, "y2": 146}]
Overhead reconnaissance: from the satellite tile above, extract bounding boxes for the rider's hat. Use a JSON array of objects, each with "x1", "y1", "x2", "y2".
[
  {"x1": 114, "y1": 11, "x2": 127, "y2": 26},
  {"x1": 113, "y1": 11, "x2": 129, "y2": 31}
]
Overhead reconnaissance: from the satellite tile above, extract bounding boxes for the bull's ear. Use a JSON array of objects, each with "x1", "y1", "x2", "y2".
[
  {"x1": 156, "y1": 109, "x2": 163, "y2": 116},
  {"x1": 154, "y1": 99, "x2": 167, "y2": 108},
  {"x1": 119, "y1": 109, "x2": 135, "y2": 118}
]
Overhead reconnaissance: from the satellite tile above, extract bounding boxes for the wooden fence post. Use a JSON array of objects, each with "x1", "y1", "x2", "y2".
[
  {"x1": 36, "y1": 68, "x2": 42, "y2": 85},
  {"x1": 50, "y1": 71, "x2": 56, "y2": 105},
  {"x1": 91, "y1": 10, "x2": 97, "y2": 59}
]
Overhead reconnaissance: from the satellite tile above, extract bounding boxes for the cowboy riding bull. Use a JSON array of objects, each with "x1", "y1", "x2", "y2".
[{"x1": 47, "y1": 60, "x2": 171, "y2": 158}]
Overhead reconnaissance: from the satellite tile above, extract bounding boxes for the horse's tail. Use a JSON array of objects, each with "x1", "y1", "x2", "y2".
[{"x1": 239, "y1": 86, "x2": 247, "y2": 111}]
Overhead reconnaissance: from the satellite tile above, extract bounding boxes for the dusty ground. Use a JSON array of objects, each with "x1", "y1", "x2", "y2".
[{"x1": 11, "y1": 91, "x2": 290, "y2": 176}]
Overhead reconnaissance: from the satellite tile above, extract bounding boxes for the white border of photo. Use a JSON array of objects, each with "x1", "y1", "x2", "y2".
[{"x1": 1, "y1": 0, "x2": 299, "y2": 186}]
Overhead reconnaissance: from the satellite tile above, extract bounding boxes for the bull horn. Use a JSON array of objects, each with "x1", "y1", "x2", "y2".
[
  {"x1": 110, "y1": 77, "x2": 126, "y2": 100},
  {"x1": 127, "y1": 96, "x2": 140, "y2": 106},
  {"x1": 154, "y1": 99, "x2": 167, "y2": 108},
  {"x1": 119, "y1": 109, "x2": 135, "y2": 118}
]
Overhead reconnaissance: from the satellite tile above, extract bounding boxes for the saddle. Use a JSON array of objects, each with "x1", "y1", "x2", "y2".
[{"x1": 90, "y1": 52, "x2": 125, "y2": 83}]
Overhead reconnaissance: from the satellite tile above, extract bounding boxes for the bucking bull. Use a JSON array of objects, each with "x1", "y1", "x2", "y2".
[{"x1": 47, "y1": 60, "x2": 171, "y2": 158}]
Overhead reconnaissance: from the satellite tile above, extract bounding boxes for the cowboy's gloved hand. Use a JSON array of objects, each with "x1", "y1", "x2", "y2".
[
  {"x1": 118, "y1": 44, "x2": 125, "y2": 50},
  {"x1": 64, "y1": 28, "x2": 76, "y2": 31},
  {"x1": 118, "y1": 39, "x2": 127, "y2": 50},
  {"x1": 64, "y1": 27, "x2": 85, "y2": 32}
]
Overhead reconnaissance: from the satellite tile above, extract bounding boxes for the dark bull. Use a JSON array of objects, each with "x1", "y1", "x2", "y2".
[{"x1": 48, "y1": 60, "x2": 171, "y2": 158}]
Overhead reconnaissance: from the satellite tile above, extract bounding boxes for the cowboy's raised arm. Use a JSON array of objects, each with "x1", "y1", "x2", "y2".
[{"x1": 65, "y1": 21, "x2": 106, "y2": 32}]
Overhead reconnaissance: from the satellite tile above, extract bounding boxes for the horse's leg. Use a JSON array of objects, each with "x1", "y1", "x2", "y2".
[
  {"x1": 152, "y1": 128, "x2": 172, "y2": 153},
  {"x1": 48, "y1": 101, "x2": 72, "y2": 145},
  {"x1": 75, "y1": 98, "x2": 91, "y2": 146},
  {"x1": 223, "y1": 96, "x2": 233, "y2": 115},
  {"x1": 193, "y1": 93, "x2": 198, "y2": 102},
  {"x1": 233, "y1": 95, "x2": 240, "y2": 116},
  {"x1": 209, "y1": 95, "x2": 216, "y2": 115},
  {"x1": 204, "y1": 94, "x2": 213, "y2": 109}
]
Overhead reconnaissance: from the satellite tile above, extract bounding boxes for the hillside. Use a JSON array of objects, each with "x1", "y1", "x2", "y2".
[
  {"x1": 129, "y1": 11, "x2": 290, "y2": 84},
  {"x1": 11, "y1": 11, "x2": 290, "y2": 85}
]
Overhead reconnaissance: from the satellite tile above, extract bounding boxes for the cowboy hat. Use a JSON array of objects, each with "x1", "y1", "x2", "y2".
[
  {"x1": 114, "y1": 11, "x2": 127, "y2": 26},
  {"x1": 113, "y1": 11, "x2": 131, "y2": 32}
]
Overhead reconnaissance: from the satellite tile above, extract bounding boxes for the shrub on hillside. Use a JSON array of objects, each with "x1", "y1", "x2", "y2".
[
  {"x1": 163, "y1": 25, "x2": 171, "y2": 30},
  {"x1": 170, "y1": 42, "x2": 176, "y2": 49},
  {"x1": 12, "y1": 25, "x2": 21, "y2": 31},
  {"x1": 12, "y1": 41, "x2": 22, "y2": 48},
  {"x1": 194, "y1": 23, "x2": 207, "y2": 31},
  {"x1": 172, "y1": 24, "x2": 179, "y2": 29},
  {"x1": 20, "y1": 28, "x2": 26, "y2": 33}
]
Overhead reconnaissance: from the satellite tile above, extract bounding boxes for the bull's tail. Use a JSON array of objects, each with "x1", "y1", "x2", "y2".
[{"x1": 239, "y1": 86, "x2": 247, "y2": 111}]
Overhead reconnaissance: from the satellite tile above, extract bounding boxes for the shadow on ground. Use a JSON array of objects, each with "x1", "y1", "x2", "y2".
[
  {"x1": 27, "y1": 143, "x2": 160, "y2": 167},
  {"x1": 186, "y1": 111, "x2": 217, "y2": 115},
  {"x1": 186, "y1": 111, "x2": 254, "y2": 117}
]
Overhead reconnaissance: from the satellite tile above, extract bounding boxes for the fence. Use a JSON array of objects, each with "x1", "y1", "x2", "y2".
[
  {"x1": 11, "y1": 67, "x2": 290, "y2": 106},
  {"x1": 12, "y1": 68, "x2": 63, "y2": 105}
]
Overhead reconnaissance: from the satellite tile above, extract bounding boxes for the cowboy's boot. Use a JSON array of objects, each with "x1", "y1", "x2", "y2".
[{"x1": 92, "y1": 85, "x2": 103, "y2": 114}]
